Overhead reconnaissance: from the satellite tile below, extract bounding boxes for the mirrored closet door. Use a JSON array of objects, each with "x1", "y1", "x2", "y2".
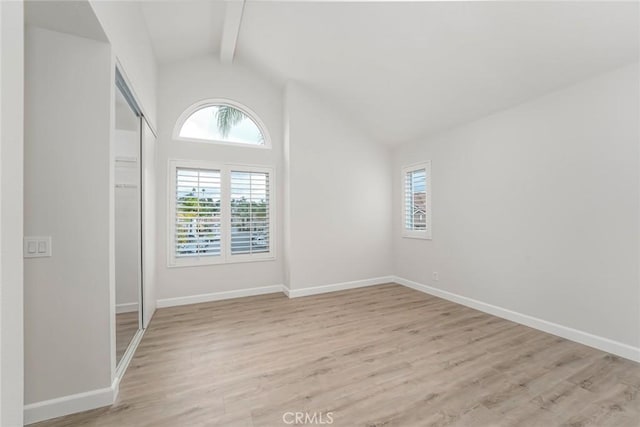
[{"x1": 114, "y1": 70, "x2": 143, "y2": 367}]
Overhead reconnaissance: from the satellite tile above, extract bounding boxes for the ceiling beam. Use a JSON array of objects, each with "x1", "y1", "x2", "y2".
[{"x1": 220, "y1": 0, "x2": 245, "y2": 64}]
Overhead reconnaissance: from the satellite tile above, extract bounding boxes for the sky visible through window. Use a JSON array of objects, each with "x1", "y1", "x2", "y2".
[
  {"x1": 411, "y1": 170, "x2": 426, "y2": 193},
  {"x1": 179, "y1": 105, "x2": 264, "y2": 145}
]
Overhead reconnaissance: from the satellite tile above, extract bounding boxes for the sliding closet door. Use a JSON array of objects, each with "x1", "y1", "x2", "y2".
[
  {"x1": 142, "y1": 119, "x2": 157, "y2": 328},
  {"x1": 114, "y1": 76, "x2": 142, "y2": 367}
]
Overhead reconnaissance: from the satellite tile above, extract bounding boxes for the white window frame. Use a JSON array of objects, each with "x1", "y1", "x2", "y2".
[
  {"x1": 402, "y1": 161, "x2": 432, "y2": 240},
  {"x1": 172, "y1": 98, "x2": 272, "y2": 149},
  {"x1": 168, "y1": 159, "x2": 275, "y2": 267}
]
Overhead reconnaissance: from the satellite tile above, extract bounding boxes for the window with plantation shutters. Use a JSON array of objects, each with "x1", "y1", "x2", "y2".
[
  {"x1": 169, "y1": 160, "x2": 274, "y2": 267},
  {"x1": 230, "y1": 171, "x2": 270, "y2": 255},
  {"x1": 174, "y1": 168, "x2": 222, "y2": 259},
  {"x1": 402, "y1": 162, "x2": 432, "y2": 239}
]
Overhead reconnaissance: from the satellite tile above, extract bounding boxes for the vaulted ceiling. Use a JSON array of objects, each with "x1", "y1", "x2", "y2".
[{"x1": 140, "y1": 1, "x2": 639, "y2": 145}]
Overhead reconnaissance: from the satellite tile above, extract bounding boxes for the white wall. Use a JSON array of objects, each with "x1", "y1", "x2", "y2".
[
  {"x1": 0, "y1": 1, "x2": 24, "y2": 425},
  {"x1": 23, "y1": 4, "x2": 159, "y2": 418},
  {"x1": 156, "y1": 58, "x2": 284, "y2": 301},
  {"x1": 284, "y1": 83, "x2": 393, "y2": 290},
  {"x1": 392, "y1": 63, "x2": 640, "y2": 349},
  {"x1": 24, "y1": 27, "x2": 113, "y2": 404},
  {"x1": 156, "y1": 60, "x2": 394, "y2": 300},
  {"x1": 90, "y1": 0, "x2": 158, "y2": 128}
]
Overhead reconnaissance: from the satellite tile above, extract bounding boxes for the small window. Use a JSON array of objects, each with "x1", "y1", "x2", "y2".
[
  {"x1": 402, "y1": 162, "x2": 431, "y2": 239},
  {"x1": 174, "y1": 100, "x2": 269, "y2": 147},
  {"x1": 169, "y1": 160, "x2": 274, "y2": 267}
]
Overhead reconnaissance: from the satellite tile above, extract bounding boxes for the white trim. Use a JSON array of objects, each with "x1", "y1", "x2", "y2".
[
  {"x1": 401, "y1": 161, "x2": 432, "y2": 240},
  {"x1": 156, "y1": 284, "x2": 285, "y2": 308},
  {"x1": 172, "y1": 98, "x2": 271, "y2": 149},
  {"x1": 281, "y1": 285, "x2": 291, "y2": 298},
  {"x1": 392, "y1": 276, "x2": 640, "y2": 363},
  {"x1": 176, "y1": 136, "x2": 271, "y2": 150},
  {"x1": 115, "y1": 302, "x2": 138, "y2": 314},
  {"x1": 156, "y1": 277, "x2": 394, "y2": 307},
  {"x1": 285, "y1": 277, "x2": 394, "y2": 298},
  {"x1": 24, "y1": 383, "x2": 117, "y2": 426},
  {"x1": 24, "y1": 324, "x2": 147, "y2": 424}
]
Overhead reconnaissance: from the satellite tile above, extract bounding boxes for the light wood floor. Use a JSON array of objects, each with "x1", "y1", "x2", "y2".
[{"x1": 32, "y1": 284, "x2": 640, "y2": 427}]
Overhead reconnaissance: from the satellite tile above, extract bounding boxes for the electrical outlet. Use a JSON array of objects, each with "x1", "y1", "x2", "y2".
[{"x1": 432, "y1": 272, "x2": 439, "y2": 281}]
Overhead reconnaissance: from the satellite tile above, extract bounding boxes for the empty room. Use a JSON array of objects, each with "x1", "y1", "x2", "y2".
[{"x1": 0, "y1": 0, "x2": 639, "y2": 426}]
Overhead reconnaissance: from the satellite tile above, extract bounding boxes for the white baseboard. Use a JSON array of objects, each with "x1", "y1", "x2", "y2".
[
  {"x1": 27, "y1": 275, "x2": 636, "y2": 425},
  {"x1": 24, "y1": 381, "x2": 116, "y2": 425},
  {"x1": 286, "y1": 276, "x2": 394, "y2": 298},
  {"x1": 156, "y1": 284, "x2": 285, "y2": 308},
  {"x1": 393, "y1": 276, "x2": 640, "y2": 363},
  {"x1": 115, "y1": 302, "x2": 138, "y2": 314},
  {"x1": 25, "y1": 316, "x2": 148, "y2": 424},
  {"x1": 282, "y1": 285, "x2": 291, "y2": 297}
]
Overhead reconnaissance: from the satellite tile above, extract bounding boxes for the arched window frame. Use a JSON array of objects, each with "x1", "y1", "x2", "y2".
[{"x1": 173, "y1": 98, "x2": 272, "y2": 149}]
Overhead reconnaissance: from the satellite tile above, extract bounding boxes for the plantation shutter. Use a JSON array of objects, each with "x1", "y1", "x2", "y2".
[
  {"x1": 175, "y1": 168, "x2": 222, "y2": 258},
  {"x1": 230, "y1": 170, "x2": 270, "y2": 255},
  {"x1": 404, "y1": 168, "x2": 427, "y2": 231}
]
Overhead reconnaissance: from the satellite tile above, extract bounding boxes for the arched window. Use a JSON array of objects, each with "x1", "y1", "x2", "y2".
[{"x1": 174, "y1": 100, "x2": 269, "y2": 147}]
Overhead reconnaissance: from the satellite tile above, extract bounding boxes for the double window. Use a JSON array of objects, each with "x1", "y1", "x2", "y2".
[
  {"x1": 169, "y1": 160, "x2": 273, "y2": 266},
  {"x1": 402, "y1": 162, "x2": 432, "y2": 239}
]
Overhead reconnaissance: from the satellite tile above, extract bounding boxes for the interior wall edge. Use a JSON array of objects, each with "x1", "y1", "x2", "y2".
[
  {"x1": 285, "y1": 276, "x2": 395, "y2": 298},
  {"x1": 0, "y1": 0, "x2": 24, "y2": 425},
  {"x1": 156, "y1": 284, "x2": 286, "y2": 308},
  {"x1": 391, "y1": 62, "x2": 639, "y2": 351},
  {"x1": 393, "y1": 276, "x2": 640, "y2": 363},
  {"x1": 154, "y1": 275, "x2": 396, "y2": 306},
  {"x1": 23, "y1": 327, "x2": 148, "y2": 425},
  {"x1": 155, "y1": 275, "x2": 398, "y2": 309},
  {"x1": 23, "y1": 382, "x2": 116, "y2": 426},
  {"x1": 152, "y1": 273, "x2": 640, "y2": 362},
  {"x1": 34, "y1": 264, "x2": 638, "y2": 424}
]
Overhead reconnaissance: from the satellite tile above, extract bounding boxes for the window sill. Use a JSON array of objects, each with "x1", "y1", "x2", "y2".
[
  {"x1": 173, "y1": 137, "x2": 272, "y2": 150},
  {"x1": 402, "y1": 233, "x2": 432, "y2": 240},
  {"x1": 168, "y1": 254, "x2": 276, "y2": 269}
]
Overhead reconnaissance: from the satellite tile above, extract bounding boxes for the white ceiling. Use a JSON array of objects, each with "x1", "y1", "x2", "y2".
[
  {"x1": 141, "y1": 0, "x2": 226, "y2": 64},
  {"x1": 140, "y1": 1, "x2": 639, "y2": 145}
]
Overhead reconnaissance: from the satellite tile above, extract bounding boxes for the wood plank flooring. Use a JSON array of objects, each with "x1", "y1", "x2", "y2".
[{"x1": 32, "y1": 284, "x2": 640, "y2": 427}]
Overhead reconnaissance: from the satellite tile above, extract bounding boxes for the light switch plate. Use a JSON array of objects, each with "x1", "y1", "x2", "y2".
[{"x1": 24, "y1": 236, "x2": 52, "y2": 258}]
